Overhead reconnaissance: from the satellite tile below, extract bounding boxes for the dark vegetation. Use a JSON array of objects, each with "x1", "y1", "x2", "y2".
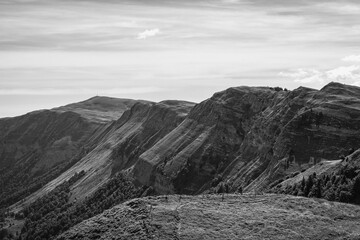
[
  {"x1": 269, "y1": 87, "x2": 287, "y2": 92},
  {"x1": 297, "y1": 109, "x2": 324, "y2": 129},
  {"x1": 17, "y1": 172, "x2": 143, "y2": 240},
  {"x1": 0, "y1": 151, "x2": 85, "y2": 224},
  {"x1": 272, "y1": 161, "x2": 360, "y2": 205}
]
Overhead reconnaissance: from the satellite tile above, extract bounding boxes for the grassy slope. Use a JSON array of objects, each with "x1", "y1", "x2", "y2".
[
  {"x1": 273, "y1": 149, "x2": 360, "y2": 193},
  {"x1": 279, "y1": 160, "x2": 342, "y2": 188},
  {"x1": 54, "y1": 96, "x2": 147, "y2": 124},
  {"x1": 58, "y1": 194, "x2": 360, "y2": 240}
]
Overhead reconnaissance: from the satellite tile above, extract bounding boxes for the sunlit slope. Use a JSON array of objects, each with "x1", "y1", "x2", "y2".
[{"x1": 58, "y1": 194, "x2": 360, "y2": 240}]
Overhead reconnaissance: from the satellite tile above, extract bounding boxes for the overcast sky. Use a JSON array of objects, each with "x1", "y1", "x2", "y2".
[{"x1": 1, "y1": 0, "x2": 360, "y2": 117}]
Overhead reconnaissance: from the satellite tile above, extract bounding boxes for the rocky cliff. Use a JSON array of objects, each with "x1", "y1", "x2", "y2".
[{"x1": 133, "y1": 82, "x2": 360, "y2": 194}]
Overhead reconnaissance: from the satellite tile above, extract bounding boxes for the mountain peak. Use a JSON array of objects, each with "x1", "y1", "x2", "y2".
[
  {"x1": 54, "y1": 97, "x2": 149, "y2": 123},
  {"x1": 321, "y1": 81, "x2": 345, "y2": 89},
  {"x1": 320, "y1": 81, "x2": 360, "y2": 97}
]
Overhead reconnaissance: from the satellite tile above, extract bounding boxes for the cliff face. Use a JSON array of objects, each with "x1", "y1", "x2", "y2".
[
  {"x1": 247, "y1": 83, "x2": 360, "y2": 191},
  {"x1": 133, "y1": 82, "x2": 360, "y2": 194},
  {"x1": 133, "y1": 87, "x2": 278, "y2": 194}
]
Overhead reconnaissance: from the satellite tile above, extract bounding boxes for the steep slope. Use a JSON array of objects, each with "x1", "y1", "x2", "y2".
[
  {"x1": 0, "y1": 96, "x2": 141, "y2": 211},
  {"x1": 246, "y1": 82, "x2": 360, "y2": 191},
  {"x1": 133, "y1": 86, "x2": 278, "y2": 194},
  {"x1": 68, "y1": 100, "x2": 195, "y2": 202},
  {"x1": 133, "y1": 82, "x2": 360, "y2": 194},
  {"x1": 58, "y1": 194, "x2": 360, "y2": 240},
  {"x1": 10, "y1": 100, "x2": 195, "y2": 212}
]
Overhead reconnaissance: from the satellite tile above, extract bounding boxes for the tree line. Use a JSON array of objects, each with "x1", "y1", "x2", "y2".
[
  {"x1": 18, "y1": 171, "x2": 143, "y2": 240},
  {"x1": 271, "y1": 162, "x2": 360, "y2": 204}
]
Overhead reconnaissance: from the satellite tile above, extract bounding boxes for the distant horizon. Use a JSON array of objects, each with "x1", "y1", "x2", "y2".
[
  {"x1": 0, "y1": 81, "x2": 355, "y2": 119},
  {"x1": 1, "y1": 0, "x2": 360, "y2": 117}
]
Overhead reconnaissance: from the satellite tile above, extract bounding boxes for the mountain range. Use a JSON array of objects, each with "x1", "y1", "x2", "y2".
[{"x1": 1, "y1": 82, "x2": 360, "y2": 239}]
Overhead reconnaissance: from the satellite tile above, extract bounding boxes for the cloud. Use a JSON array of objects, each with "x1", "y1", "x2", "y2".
[
  {"x1": 279, "y1": 69, "x2": 320, "y2": 81},
  {"x1": 279, "y1": 65, "x2": 360, "y2": 85},
  {"x1": 342, "y1": 55, "x2": 360, "y2": 62},
  {"x1": 136, "y1": 28, "x2": 160, "y2": 39}
]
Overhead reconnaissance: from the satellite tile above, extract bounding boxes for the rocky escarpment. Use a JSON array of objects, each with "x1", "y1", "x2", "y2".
[
  {"x1": 133, "y1": 87, "x2": 278, "y2": 194},
  {"x1": 133, "y1": 82, "x2": 360, "y2": 194},
  {"x1": 0, "y1": 97, "x2": 141, "y2": 211},
  {"x1": 246, "y1": 82, "x2": 360, "y2": 191}
]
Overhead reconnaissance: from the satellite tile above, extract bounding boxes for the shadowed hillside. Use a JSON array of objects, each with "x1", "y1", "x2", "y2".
[{"x1": 0, "y1": 97, "x2": 142, "y2": 213}]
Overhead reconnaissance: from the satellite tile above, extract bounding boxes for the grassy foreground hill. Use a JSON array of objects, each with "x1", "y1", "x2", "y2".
[{"x1": 58, "y1": 194, "x2": 360, "y2": 240}]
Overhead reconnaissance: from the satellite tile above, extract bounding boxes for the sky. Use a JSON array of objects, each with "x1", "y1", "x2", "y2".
[{"x1": 0, "y1": 0, "x2": 360, "y2": 117}]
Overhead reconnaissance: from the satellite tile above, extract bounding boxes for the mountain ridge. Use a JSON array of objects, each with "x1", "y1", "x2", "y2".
[
  {"x1": 2, "y1": 82, "x2": 360, "y2": 239},
  {"x1": 5, "y1": 82, "x2": 360, "y2": 210},
  {"x1": 1, "y1": 82, "x2": 360, "y2": 240}
]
